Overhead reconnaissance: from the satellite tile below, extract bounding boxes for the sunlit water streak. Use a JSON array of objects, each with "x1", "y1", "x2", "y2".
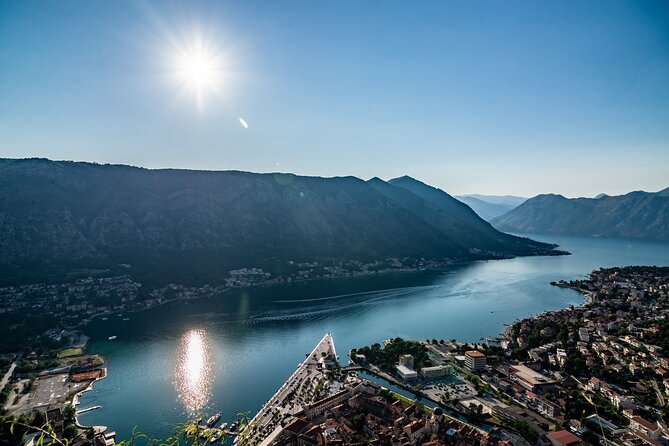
[{"x1": 175, "y1": 329, "x2": 213, "y2": 415}]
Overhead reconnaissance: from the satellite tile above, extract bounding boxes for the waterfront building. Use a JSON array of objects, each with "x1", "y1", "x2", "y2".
[
  {"x1": 420, "y1": 365, "x2": 453, "y2": 380},
  {"x1": 464, "y1": 350, "x2": 486, "y2": 371},
  {"x1": 396, "y1": 364, "x2": 418, "y2": 381}
]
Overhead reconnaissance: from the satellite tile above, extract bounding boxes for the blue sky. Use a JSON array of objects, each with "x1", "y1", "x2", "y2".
[{"x1": 1, "y1": 1, "x2": 668, "y2": 197}]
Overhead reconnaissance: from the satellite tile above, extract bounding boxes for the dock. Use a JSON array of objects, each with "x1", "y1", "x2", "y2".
[{"x1": 76, "y1": 405, "x2": 101, "y2": 415}]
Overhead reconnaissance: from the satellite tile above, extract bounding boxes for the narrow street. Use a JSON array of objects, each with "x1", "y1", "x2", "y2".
[{"x1": 0, "y1": 352, "x2": 22, "y2": 394}]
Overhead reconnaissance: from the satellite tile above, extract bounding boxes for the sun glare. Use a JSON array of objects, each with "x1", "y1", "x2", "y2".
[
  {"x1": 175, "y1": 329, "x2": 213, "y2": 414},
  {"x1": 171, "y1": 35, "x2": 224, "y2": 108},
  {"x1": 177, "y1": 48, "x2": 217, "y2": 89}
]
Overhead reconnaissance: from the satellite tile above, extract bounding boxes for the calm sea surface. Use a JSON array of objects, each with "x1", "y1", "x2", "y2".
[{"x1": 78, "y1": 234, "x2": 669, "y2": 440}]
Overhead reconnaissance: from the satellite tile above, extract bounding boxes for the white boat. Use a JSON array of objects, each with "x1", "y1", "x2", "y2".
[
  {"x1": 206, "y1": 413, "x2": 221, "y2": 426},
  {"x1": 108, "y1": 335, "x2": 117, "y2": 340}
]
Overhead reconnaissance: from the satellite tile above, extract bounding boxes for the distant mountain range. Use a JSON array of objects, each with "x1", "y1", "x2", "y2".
[
  {"x1": 0, "y1": 158, "x2": 562, "y2": 286},
  {"x1": 455, "y1": 195, "x2": 527, "y2": 221},
  {"x1": 491, "y1": 188, "x2": 669, "y2": 241}
]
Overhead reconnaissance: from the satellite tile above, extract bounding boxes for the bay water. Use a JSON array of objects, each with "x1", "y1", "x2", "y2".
[{"x1": 78, "y1": 234, "x2": 669, "y2": 440}]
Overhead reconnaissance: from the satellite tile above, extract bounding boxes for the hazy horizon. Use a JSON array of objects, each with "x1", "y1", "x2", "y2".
[
  {"x1": 4, "y1": 156, "x2": 667, "y2": 199},
  {"x1": 2, "y1": 1, "x2": 668, "y2": 197}
]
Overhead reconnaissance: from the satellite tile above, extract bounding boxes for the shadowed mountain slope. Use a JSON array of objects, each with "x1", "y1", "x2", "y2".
[{"x1": 0, "y1": 159, "x2": 562, "y2": 285}]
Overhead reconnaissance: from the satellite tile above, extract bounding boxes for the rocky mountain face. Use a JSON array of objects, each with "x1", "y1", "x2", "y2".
[
  {"x1": 0, "y1": 158, "x2": 562, "y2": 286},
  {"x1": 491, "y1": 190, "x2": 669, "y2": 241}
]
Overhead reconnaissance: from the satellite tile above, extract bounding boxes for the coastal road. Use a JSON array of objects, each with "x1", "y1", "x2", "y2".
[{"x1": 0, "y1": 352, "x2": 22, "y2": 394}]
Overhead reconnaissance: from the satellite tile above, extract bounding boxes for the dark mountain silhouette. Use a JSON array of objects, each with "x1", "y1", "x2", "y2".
[
  {"x1": 373, "y1": 176, "x2": 552, "y2": 256},
  {"x1": 0, "y1": 158, "x2": 563, "y2": 286}
]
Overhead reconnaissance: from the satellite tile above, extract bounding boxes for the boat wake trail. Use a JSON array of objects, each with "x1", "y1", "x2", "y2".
[
  {"x1": 272, "y1": 285, "x2": 438, "y2": 304},
  {"x1": 250, "y1": 285, "x2": 440, "y2": 322}
]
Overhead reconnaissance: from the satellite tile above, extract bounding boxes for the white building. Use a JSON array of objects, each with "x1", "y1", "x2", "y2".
[
  {"x1": 420, "y1": 365, "x2": 453, "y2": 380},
  {"x1": 465, "y1": 350, "x2": 486, "y2": 371},
  {"x1": 396, "y1": 364, "x2": 418, "y2": 381}
]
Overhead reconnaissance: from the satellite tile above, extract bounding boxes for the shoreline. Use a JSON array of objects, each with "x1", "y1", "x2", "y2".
[
  {"x1": 73, "y1": 367, "x2": 108, "y2": 432},
  {"x1": 503, "y1": 282, "x2": 591, "y2": 336},
  {"x1": 67, "y1": 244, "x2": 571, "y2": 332},
  {"x1": 500, "y1": 281, "x2": 589, "y2": 340}
]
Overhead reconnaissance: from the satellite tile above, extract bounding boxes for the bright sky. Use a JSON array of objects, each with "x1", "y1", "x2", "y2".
[{"x1": 1, "y1": 1, "x2": 668, "y2": 198}]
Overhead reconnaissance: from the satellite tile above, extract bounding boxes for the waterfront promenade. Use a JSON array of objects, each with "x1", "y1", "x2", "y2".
[{"x1": 240, "y1": 333, "x2": 337, "y2": 445}]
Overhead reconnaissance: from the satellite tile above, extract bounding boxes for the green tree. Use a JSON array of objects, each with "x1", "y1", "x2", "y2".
[
  {"x1": 62, "y1": 404, "x2": 75, "y2": 422},
  {"x1": 63, "y1": 424, "x2": 78, "y2": 439},
  {"x1": 352, "y1": 413, "x2": 365, "y2": 431}
]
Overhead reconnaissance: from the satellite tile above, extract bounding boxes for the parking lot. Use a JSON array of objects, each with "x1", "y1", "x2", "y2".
[
  {"x1": 5, "y1": 373, "x2": 87, "y2": 416},
  {"x1": 422, "y1": 377, "x2": 477, "y2": 402}
]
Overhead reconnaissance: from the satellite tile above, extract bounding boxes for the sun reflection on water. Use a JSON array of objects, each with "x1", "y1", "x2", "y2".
[{"x1": 175, "y1": 329, "x2": 213, "y2": 415}]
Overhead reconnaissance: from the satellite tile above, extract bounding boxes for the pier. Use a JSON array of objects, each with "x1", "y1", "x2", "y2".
[
  {"x1": 240, "y1": 333, "x2": 338, "y2": 445},
  {"x1": 76, "y1": 405, "x2": 102, "y2": 415}
]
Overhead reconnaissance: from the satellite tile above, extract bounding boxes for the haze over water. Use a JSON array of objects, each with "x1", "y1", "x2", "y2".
[{"x1": 78, "y1": 234, "x2": 669, "y2": 440}]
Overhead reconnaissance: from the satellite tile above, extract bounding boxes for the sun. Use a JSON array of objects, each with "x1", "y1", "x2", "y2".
[
  {"x1": 171, "y1": 36, "x2": 223, "y2": 107},
  {"x1": 177, "y1": 48, "x2": 217, "y2": 90}
]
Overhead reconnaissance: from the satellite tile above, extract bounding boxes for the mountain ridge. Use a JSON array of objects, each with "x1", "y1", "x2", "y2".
[
  {"x1": 0, "y1": 158, "x2": 564, "y2": 286},
  {"x1": 491, "y1": 189, "x2": 669, "y2": 241}
]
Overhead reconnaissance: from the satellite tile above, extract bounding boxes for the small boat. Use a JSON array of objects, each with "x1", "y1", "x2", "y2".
[
  {"x1": 210, "y1": 431, "x2": 221, "y2": 443},
  {"x1": 123, "y1": 317, "x2": 130, "y2": 321},
  {"x1": 219, "y1": 422, "x2": 227, "y2": 430},
  {"x1": 101, "y1": 317, "x2": 108, "y2": 320},
  {"x1": 206, "y1": 413, "x2": 221, "y2": 427},
  {"x1": 108, "y1": 335, "x2": 117, "y2": 340}
]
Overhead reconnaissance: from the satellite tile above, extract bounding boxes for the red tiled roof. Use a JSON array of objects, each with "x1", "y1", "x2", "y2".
[
  {"x1": 71, "y1": 369, "x2": 102, "y2": 382},
  {"x1": 547, "y1": 430, "x2": 581, "y2": 445},
  {"x1": 285, "y1": 417, "x2": 311, "y2": 434},
  {"x1": 633, "y1": 416, "x2": 659, "y2": 432}
]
